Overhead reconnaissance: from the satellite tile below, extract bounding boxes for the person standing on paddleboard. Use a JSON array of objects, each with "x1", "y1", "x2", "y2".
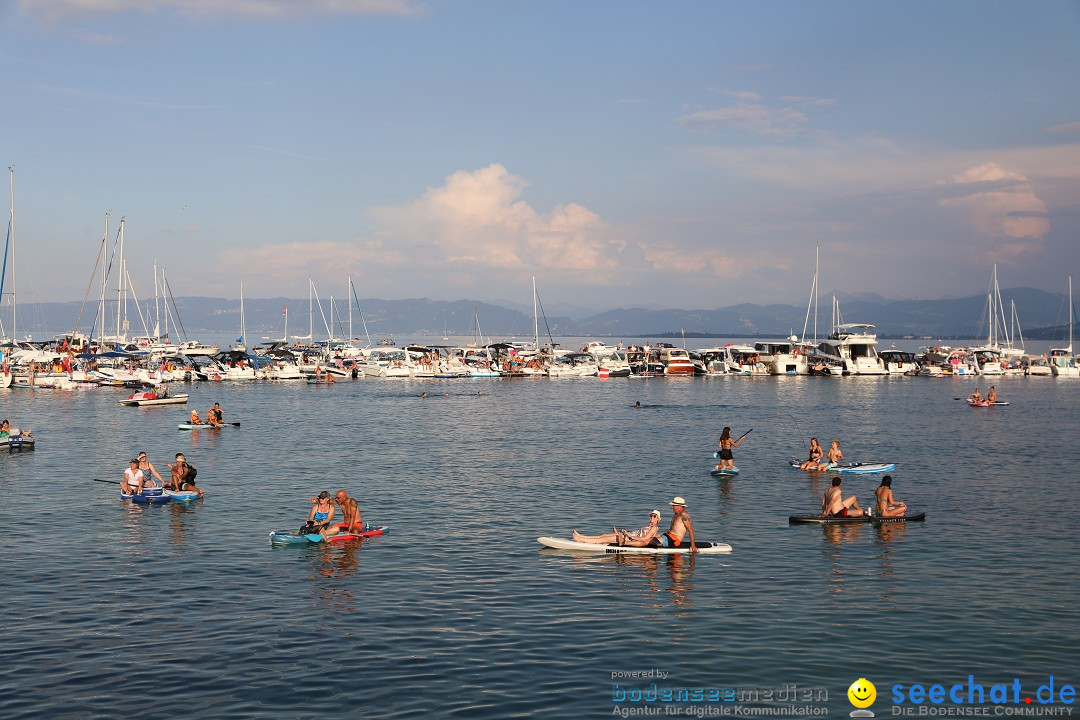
[{"x1": 714, "y1": 427, "x2": 747, "y2": 472}]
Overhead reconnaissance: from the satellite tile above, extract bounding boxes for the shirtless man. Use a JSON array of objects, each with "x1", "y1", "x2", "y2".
[
  {"x1": 816, "y1": 439, "x2": 843, "y2": 472},
  {"x1": 822, "y1": 477, "x2": 864, "y2": 517},
  {"x1": 624, "y1": 497, "x2": 697, "y2": 553},
  {"x1": 333, "y1": 489, "x2": 363, "y2": 533},
  {"x1": 574, "y1": 511, "x2": 660, "y2": 545},
  {"x1": 875, "y1": 475, "x2": 907, "y2": 517},
  {"x1": 309, "y1": 489, "x2": 364, "y2": 534},
  {"x1": 986, "y1": 386, "x2": 997, "y2": 404},
  {"x1": 969, "y1": 388, "x2": 983, "y2": 403}
]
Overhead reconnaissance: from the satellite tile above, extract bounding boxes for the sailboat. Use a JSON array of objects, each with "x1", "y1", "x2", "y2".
[
  {"x1": 222, "y1": 278, "x2": 260, "y2": 381},
  {"x1": 0, "y1": 169, "x2": 14, "y2": 388},
  {"x1": 967, "y1": 265, "x2": 1008, "y2": 375},
  {"x1": 1050, "y1": 276, "x2": 1078, "y2": 378}
]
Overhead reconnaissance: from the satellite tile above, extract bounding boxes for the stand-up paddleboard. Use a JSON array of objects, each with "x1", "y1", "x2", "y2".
[
  {"x1": 178, "y1": 422, "x2": 239, "y2": 430},
  {"x1": 165, "y1": 490, "x2": 201, "y2": 502},
  {"x1": 121, "y1": 489, "x2": 172, "y2": 505},
  {"x1": 537, "y1": 536, "x2": 732, "y2": 554},
  {"x1": 789, "y1": 460, "x2": 896, "y2": 474},
  {"x1": 269, "y1": 525, "x2": 388, "y2": 545},
  {"x1": 967, "y1": 400, "x2": 1009, "y2": 407},
  {"x1": 788, "y1": 512, "x2": 925, "y2": 525},
  {"x1": 710, "y1": 467, "x2": 739, "y2": 476}
]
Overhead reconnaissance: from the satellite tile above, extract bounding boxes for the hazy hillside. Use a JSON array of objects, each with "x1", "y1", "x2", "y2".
[{"x1": 5, "y1": 287, "x2": 1075, "y2": 341}]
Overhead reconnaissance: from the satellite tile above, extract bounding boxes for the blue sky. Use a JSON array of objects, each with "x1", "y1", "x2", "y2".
[{"x1": 2, "y1": 0, "x2": 1079, "y2": 311}]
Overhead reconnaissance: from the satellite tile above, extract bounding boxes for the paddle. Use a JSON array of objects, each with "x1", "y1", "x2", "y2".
[
  {"x1": 92, "y1": 478, "x2": 120, "y2": 485},
  {"x1": 735, "y1": 428, "x2": 753, "y2": 443}
]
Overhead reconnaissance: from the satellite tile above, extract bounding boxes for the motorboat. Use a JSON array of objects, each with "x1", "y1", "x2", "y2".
[
  {"x1": 753, "y1": 338, "x2": 807, "y2": 375},
  {"x1": 879, "y1": 349, "x2": 919, "y2": 375},
  {"x1": 816, "y1": 323, "x2": 886, "y2": 375}
]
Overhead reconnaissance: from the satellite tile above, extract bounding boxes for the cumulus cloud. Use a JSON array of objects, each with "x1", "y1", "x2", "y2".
[
  {"x1": 17, "y1": 0, "x2": 417, "y2": 22},
  {"x1": 370, "y1": 164, "x2": 616, "y2": 275},
  {"x1": 937, "y1": 162, "x2": 1050, "y2": 260}
]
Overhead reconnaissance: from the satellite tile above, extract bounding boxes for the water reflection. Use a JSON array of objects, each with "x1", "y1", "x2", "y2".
[
  {"x1": 167, "y1": 500, "x2": 200, "y2": 548},
  {"x1": 307, "y1": 540, "x2": 368, "y2": 615}
]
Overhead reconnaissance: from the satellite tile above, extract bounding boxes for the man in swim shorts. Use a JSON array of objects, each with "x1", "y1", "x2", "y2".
[
  {"x1": 816, "y1": 439, "x2": 843, "y2": 472},
  {"x1": 822, "y1": 477, "x2": 864, "y2": 517},
  {"x1": 624, "y1": 497, "x2": 698, "y2": 553}
]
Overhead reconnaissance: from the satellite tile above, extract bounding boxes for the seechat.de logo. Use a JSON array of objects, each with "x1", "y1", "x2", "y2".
[{"x1": 849, "y1": 678, "x2": 877, "y2": 717}]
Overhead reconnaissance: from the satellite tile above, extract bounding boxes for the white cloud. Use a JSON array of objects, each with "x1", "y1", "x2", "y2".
[
  {"x1": 779, "y1": 95, "x2": 836, "y2": 107},
  {"x1": 938, "y1": 162, "x2": 1050, "y2": 260},
  {"x1": 17, "y1": 0, "x2": 418, "y2": 22},
  {"x1": 370, "y1": 164, "x2": 616, "y2": 274},
  {"x1": 218, "y1": 238, "x2": 406, "y2": 287}
]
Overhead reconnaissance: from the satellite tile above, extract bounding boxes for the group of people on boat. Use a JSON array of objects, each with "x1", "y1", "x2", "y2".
[
  {"x1": 298, "y1": 489, "x2": 365, "y2": 539},
  {"x1": 0, "y1": 419, "x2": 31, "y2": 439},
  {"x1": 121, "y1": 451, "x2": 202, "y2": 497},
  {"x1": 189, "y1": 402, "x2": 225, "y2": 427},
  {"x1": 573, "y1": 496, "x2": 699, "y2": 553},
  {"x1": 821, "y1": 475, "x2": 906, "y2": 518}
]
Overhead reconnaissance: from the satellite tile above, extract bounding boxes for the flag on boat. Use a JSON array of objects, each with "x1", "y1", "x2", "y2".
[{"x1": 283, "y1": 306, "x2": 287, "y2": 316}]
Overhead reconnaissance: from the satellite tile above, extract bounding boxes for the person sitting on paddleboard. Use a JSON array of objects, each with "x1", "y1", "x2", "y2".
[
  {"x1": 822, "y1": 477, "x2": 864, "y2": 518},
  {"x1": 333, "y1": 489, "x2": 363, "y2": 533},
  {"x1": 167, "y1": 453, "x2": 202, "y2": 496},
  {"x1": 302, "y1": 491, "x2": 336, "y2": 538},
  {"x1": 205, "y1": 404, "x2": 223, "y2": 428},
  {"x1": 875, "y1": 476, "x2": 907, "y2": 518},
  {"x1": 969, "y1": 388, "x2": 983, "y2": 403},
  {"x1": 122, "y1": 459, "x2": 145, "y2": 496},
  {"x1": 573, "y1": 510, "x2": 660, "y2": 545},
  {"x1": 714, "y1": 427, "x2": 745, "y2": 472},
  {"x1": 986, "y1": 386, "x2": 997, "y2": 403},
  {"x1": 189, "y1": 409, "x2": 204, "y2": 426},
  {"x1": 799, "y1": 437, "x2": 824, "y2": 471},
  {"x1": 816, "y1": 439, "x2": 843, "y2": 472},
  {"x1": 209, "y1": 402, "x2": 224, "y2": 424},
  {"x1": 137, "y1": 451, "x2": 166, "y2": 488},
  {"x1": 624, "y1": 497, "x2": 698, "y2": 554}
]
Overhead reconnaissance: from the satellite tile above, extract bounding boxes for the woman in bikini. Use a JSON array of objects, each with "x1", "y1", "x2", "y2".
[
  {"x1": 875, "y1": 476, "x2": 907, "y2": 517},
  {"x1": 800, "y1": 437, "x2": 824, "y2": 471},
  {"x1": 714, "y1": 427, "x2": 745, "y2": 471}
]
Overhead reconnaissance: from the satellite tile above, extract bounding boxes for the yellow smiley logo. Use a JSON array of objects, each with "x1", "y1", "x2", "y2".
[{"x1": 848, "y1": 678, "x2": 876, "y2": 709}]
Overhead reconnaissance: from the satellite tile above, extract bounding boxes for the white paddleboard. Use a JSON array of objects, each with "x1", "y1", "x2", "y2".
[{"x1": 537, "y1": 536, "x2": 731, "y2": 554}]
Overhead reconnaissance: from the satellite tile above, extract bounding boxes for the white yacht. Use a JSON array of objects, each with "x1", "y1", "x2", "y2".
[
  {"x1": 817, "y1": 323, "x2": 886, "y2": 375},
  {"x1": 879, "y1": 349, "x2": 918, "y2": 375},
  {"x1": 753, "y1": 338, "x2": 807, "y2": 375},
  {"x1": 1050, "y1": 276, "x2": 1078, "y2": 378}
]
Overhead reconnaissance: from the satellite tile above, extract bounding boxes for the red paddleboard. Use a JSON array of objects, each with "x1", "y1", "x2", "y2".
[{"x1": 326, "y1": 523, "x2": 388, "y2": 542}]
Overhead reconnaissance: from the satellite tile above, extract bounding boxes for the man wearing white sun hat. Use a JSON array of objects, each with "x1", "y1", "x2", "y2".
[
  {"x1": 622, "y1": 497, "x2": 697, "y2": 552},
  {"x1": 662, "y1": 497, "x2": 697, "y2": 554}
]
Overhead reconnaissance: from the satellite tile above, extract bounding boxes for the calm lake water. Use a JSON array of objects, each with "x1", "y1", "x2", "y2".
[{"x1": 0, "y1": 364, "x2": 1077, "y2": 719}]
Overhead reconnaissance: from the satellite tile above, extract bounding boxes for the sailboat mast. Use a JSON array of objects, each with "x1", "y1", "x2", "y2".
[
  {"x1": 348, "y1": 276, "x2": 353, "y2": 345},
  {"x1": 239, "y1": 276, "x2": 246, "y2": 350},
  {"x1": 7, "y1": 167, "x2": 15, "y2": 341},
  {"x1": 116, "y1": 218, "x2": 125, "y2": 342},
  {"x1": 153, "y1": 260, "x2": 160, "y2": 339},
  {"x1": 308, "y1": 279, "x2": 313, "y2": 341},
  {"x1": 814, "y1": 246, "x2": 819, "y2": 343},
  {"x1": 532, "y1": 275, "x2": 539, "y2": 349}
]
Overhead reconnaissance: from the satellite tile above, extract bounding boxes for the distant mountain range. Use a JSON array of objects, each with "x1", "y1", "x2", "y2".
[{"x1": 9, "y1": 287, "x2": 1076, "y2": 341}]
